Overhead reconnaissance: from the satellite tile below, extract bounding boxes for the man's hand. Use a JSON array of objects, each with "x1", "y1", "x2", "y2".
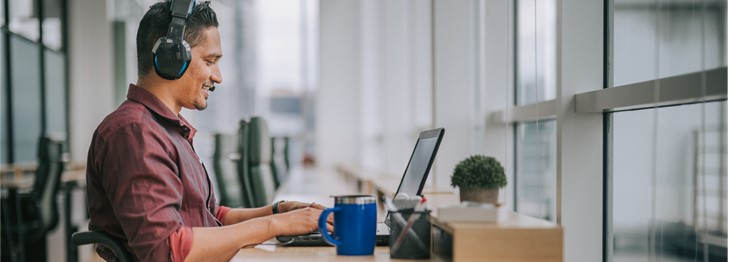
[
  {"x1": 280, "y1": 201, "x2": 333, "y2": 227},
  {"x1": 280, "y1": 201, "x2": 325, "y2": 212},
  {"x1": 270, "y1": 207, "x2": 334, "y2": 236}
]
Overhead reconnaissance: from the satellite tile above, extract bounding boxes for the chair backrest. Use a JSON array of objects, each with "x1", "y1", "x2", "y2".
[
  {"x1": 236, "y1": 119, "x2": 256, "y2": 208},
  {"x1": 270, "y1": 136, "x2": 290, "y2": 188},
  {"x1": 31, "y1": 135, "x2": 66, "y2": 233},
  {"x1": 245, "y1": 117, "x2": 277, "y2": 207},
  {"x1": 212, "y1": 133, "x2": 244, "y2": 207},
  {"x1": 282, "y1": 136, "x2": 291, "y2": 171}
]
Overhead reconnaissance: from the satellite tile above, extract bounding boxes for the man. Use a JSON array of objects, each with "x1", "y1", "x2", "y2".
[{"x1": 86, "y1": 1, "x2": 330, "y2": 261}]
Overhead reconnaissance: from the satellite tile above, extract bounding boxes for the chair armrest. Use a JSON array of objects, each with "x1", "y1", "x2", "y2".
[{"x1": 72, "y1": 231, "x2": 132, "y2": 262}]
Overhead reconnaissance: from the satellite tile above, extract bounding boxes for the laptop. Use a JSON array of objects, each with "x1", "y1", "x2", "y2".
[{"x1": 276, "y1": 128, "x2": 445, "y2": 246}]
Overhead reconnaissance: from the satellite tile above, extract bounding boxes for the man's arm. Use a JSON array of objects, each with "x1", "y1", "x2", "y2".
[
  {"x1": 185, "y1": 207, "x2": 331, "y2": 262},
  {"x1": 219, "y1": 201, "x2": 329, "y2": 226},
  {"x1": 219, "y1": 205, "x2": 273, "y2": 226}
]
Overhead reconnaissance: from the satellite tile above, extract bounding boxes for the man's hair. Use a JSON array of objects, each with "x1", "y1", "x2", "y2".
[{"x1": 136, "y1": 0, "x2": 219, "y2": 78}]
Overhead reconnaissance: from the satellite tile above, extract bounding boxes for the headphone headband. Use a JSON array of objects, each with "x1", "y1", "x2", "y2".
[{"x1": 170, "y1": 0, "x2": 194, "y2": 18}]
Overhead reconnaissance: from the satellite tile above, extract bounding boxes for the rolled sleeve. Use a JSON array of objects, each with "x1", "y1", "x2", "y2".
[{"x1": 215, "y1": 206, "x2": 231, "y2": 223}]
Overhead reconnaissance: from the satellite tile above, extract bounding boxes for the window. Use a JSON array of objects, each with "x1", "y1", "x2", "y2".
[
  {"x1": 254, "y1": 0, "x2": 319, "y2": 167},
  {"x1": 1, "y1": 31, "x2": 7, "y2": 164},
  {"x1": 41, "y1": 0, "x2": 63, "y2": 50},
  {"x1": 1, "y1": 0, "x2": 5, "y2": 26},
  {"x1": 44, "y1": 49, "x2": 66, "y2": 136},
  {"x1": 610, "y1": 102, "x2": 726, "y2": 261},
  {"x1": 515, "y1": 0, "x2": 556, "y2": 105},
  {"x1": 613, "y1": 0, "x2": 726, "y2": 86},
  {"x1": 514, "y1": 0, "x2": 557, "y2": 221},
  {"x1": 1, "y1": 0, "x2": 68, "y2": 165},
  {"x1": 515, "y1": 120, "x2": 556, "y2": 221},
  {"x1": 10, "y1": 35, "x2": 41, "y2": 163},
  {"x1": 8, "y1": 0, "x2": 38, "y2": 41},
  {"x1": 607, "y1": 0, "x2": 727, "y2": 260}
]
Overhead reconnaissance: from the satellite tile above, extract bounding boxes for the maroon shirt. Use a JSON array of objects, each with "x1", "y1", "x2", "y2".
[{"x1": 86, "y1": 84, "x2": 222, "y2": 261}]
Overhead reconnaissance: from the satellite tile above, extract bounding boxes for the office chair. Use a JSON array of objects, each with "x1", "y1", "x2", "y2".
[
  {"x1": 242, "y1": 117, "x2": 277, "y2": 207},
  {"x1": 1, "y1": 136, "x2": 67, "y2": 261},
  {"x1": 282, "y1": 136, "x2": 291, "y2": 172},
  {"x1": 270, "y1": 136, "x2": 290, "y2": 189},
  {"x1": 212, "y1": 133, "x2": 245, "y2": 207},
  {"x1": 236, "y1": 119, "x2": 257, "y2": 208},
  {"x1": 71, "y1": 231, "x2": 132, "y2": 262}
]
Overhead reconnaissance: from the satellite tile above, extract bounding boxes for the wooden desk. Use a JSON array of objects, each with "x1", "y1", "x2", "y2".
[
  {"x1": 234, "y1": 167, "x2": 441, "y2": 261},
  {"x1": 430, "y1": 211, "x2": 563, "y2": 262},
  {"x1": 0, "y1": 163, "x2": 86, "y2": 189},
  {"x1": 233, "y1": 246, "x2": 442, "y2": 261},
  {"x1": 234, "y1": 166, "x2": 562, "y2": 262}
]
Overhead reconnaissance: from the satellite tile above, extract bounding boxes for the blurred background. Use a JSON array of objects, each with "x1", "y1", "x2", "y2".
[{"x1": 0, "y1": 0, "x2": 726, "y2": 261}]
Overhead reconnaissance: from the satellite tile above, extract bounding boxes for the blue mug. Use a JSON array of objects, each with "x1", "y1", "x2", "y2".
[{"x1": 318, "y1": 195, "x2": 377, "y2": 256}]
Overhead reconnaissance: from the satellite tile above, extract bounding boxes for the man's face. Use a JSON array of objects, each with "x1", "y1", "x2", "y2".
[{"x1": 175, "y1": 27, "x2": 223, "y2": 111}]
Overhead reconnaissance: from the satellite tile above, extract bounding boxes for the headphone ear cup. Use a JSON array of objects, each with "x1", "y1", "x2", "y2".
[{"x1": 152, "y1": 37, "x2": 192, "y2": 80}]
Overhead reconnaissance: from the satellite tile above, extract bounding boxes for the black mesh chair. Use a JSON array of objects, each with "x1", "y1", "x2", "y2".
[
  {"x1": 237, "y1": 117, "x2": 277, "y2": 207},
  {"x1": 71, "y1": 231, "x2": 132, "y2": 262},
  {"x1": 212, "y1": 133, "x2": 245, "y2": 207},
  {"x1": 1, "y1": 135, "x2": 67, "y2": 261},
  {"x1": 236, "y1": 119, "x2": 257, "y2": 208},
  {"x1": 270, "y1": 136, "x2": 291, "y2": 189}
]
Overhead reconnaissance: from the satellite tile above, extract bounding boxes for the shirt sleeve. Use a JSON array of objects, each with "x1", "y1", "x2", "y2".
[
  {"x1": 93, "y1": 123, "x2": 184, "y2": 261},
  {"x1": 166, "y1": 207, "x2": 230, "y2": 262},
  {"x1": 216, "y1": 206, "x2": 232, "y2": 223},
  {"x1": 169, "y1": 227, "x2": 193, "y2": 262}
]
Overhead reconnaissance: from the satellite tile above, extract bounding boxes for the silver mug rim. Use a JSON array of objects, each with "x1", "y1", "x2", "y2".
[{"x1": 330, "y1": 194, "x2": 377, "y2": 204}]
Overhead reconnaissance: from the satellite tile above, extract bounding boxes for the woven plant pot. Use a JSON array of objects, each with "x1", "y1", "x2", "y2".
[{"x1": 459, "y1": 188, "x2": 498, "y2": 204}]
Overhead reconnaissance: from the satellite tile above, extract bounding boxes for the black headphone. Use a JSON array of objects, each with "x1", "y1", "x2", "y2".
[{"x1": 152, "y1": 0, "x2": 196, "y2": 80}]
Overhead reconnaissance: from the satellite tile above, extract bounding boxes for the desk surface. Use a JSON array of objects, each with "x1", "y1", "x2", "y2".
[
  {"x1": 233, "y1": 246, "x2": 442, "y2": 262},
  {"x1": 234, "y1": 167, "x2": 445, "y2": 261},
  {"x1": 0, "y1": 164, "x2": 86, "y2": 189},
  {"x1": 234, "y1": 166, "x2": 561, "y2": 261}
]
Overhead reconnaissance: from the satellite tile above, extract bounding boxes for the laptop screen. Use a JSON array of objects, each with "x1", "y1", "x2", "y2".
[{"x1": 394, "y1": 128, "x2": 444, "y2": 197}]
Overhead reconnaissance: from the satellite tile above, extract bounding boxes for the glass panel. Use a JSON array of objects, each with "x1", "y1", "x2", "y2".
[
  {"x1": 610, "y1": 101, "x2": 727, "y2": 261},
  {"x1": 1, "y1": 0, "x2": 5, "y2": 26},
  {"x1": 8, "y1": 0, "x2": 39, "y2": 41},
  {"x1": 515, "y1": 120, "x2": 557, "y2": 221},
  {"x1": 44, "y1": 49, "x2": 65, "y2": 137},
  {"x1": 613, "y1": 0, "x2": 727, "y2": 86},
  {"x1": 10, "y1": 35, "x2": 41, "y2": 164},
  {"x1": 1, "y1": 31, "x2": 7, "y2": 164},
  {"x1": 515, "y1": 0, "x2": 556, "y2": 105},
  {"x1": 42, "y1": 0, "x2": 63, "y2": 50}
]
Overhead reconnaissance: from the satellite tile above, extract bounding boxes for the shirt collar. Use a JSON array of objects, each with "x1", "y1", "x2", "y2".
[{"x1": 126, "y1": 84, "x2": 197, "y2": 139}]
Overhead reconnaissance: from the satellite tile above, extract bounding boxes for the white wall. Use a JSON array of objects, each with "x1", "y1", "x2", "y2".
[
  {"x1": 68, "y1": 0, "x2": 115, "y2": 163},
  {"x1": 316, "y1": 0, "x2": 361, "y2": 169},
  {"x1": 557, "y1": 0, "x2": 604, "y2": 260},
  {"x1": 431, "y1": 0, "x2": 477, "y2": 191},
  {"x1": 318, "y1": 0, "x2": 433, "y2": 177}
]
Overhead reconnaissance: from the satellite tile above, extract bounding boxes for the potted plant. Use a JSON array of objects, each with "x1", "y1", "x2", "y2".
[{"x1": 451, "y1": 155, "x2": 507, "y2": 204}]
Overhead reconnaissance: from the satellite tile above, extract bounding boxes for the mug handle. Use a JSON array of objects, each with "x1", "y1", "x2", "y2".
[{"x1": 318, "y1": 207, "x2": 341, "y2": 246}]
